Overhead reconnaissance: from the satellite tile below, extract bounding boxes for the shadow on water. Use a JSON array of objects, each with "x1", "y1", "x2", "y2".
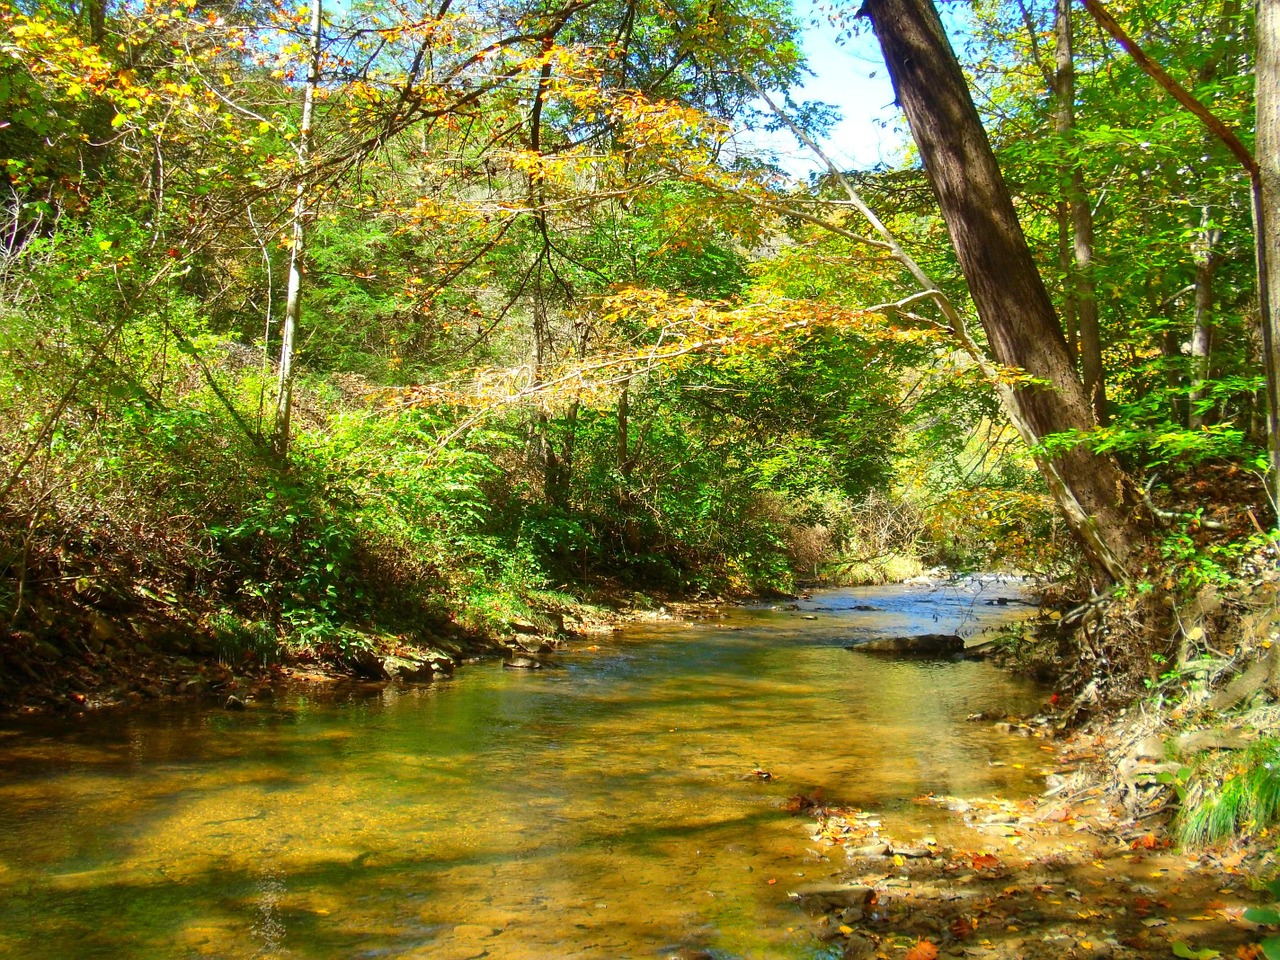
[{"x1": 0, "y1": 582, "x2": 1046, "y2": 959}]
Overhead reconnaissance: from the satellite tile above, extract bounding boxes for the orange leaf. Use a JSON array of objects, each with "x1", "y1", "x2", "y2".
[{"x1": 904, "y1": 940, "x2": 939, "y2": 960}]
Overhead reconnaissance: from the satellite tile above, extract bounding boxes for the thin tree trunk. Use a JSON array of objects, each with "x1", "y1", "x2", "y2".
[
  {"x1": 864, "y1": 0, "x2": 1145, "y2": 582},
  {"x1": 617, "y1": 381, "x2": 631, "y2": 481},
  {"x1": 1054, "y1": 0, "x2": 1107, "y2": 424},
  {"x1": 1189, "y1": 207, "x2": 1221, "y2": 428},
  {"x1": 1057, "y1": 201, "x2": 1079, "y2": 360},
  {"x1": 273, "y1": 0, "x2": 323, "y2": 461}
]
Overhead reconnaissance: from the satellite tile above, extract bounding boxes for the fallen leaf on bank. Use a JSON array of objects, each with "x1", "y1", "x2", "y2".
[
  {"x1": 1235, "y1": 945, "x2": 1263, "y2": 959},
  {"x1": 903, "y1": 939, "x2": 939, "y2": 960}
]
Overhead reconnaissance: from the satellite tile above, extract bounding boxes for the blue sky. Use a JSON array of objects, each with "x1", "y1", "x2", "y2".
[{"x1": 766, "y1": 0, "x2": 910, "y2": 175}]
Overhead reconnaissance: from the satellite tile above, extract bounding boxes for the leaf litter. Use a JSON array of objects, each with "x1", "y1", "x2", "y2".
[{"x1": 782, "y1": 770, "x2": 1271, "y2": 959}]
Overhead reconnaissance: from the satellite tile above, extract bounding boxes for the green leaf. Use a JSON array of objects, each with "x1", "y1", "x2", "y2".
[
  {"x1": 1263, "y1": 935, "x2": 1280, "y2": 960},
  {"x1": 1171, "y1": 942, "x2": 1219, "y2": 960},
  {"x1": 1246, "y1": 907, "x2": 1280, "y2": 925}
]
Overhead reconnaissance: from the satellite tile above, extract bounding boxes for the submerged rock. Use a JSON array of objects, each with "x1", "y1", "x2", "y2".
[
  {"x1": 846, "y1": 634, "x2": 964, "y2": 657},
  {"x1": 503, "y1": 656, "x2": 543, "y2": 670},
  {"x1": 788, "y1": 882, "x2": 877, "y2": 917}
]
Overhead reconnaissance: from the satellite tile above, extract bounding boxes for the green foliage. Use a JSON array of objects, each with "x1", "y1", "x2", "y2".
[
  {"x1": 1243, "y1": 879, "x2": 1280, "y2": 960},
  {"x1": 1179, "y1": 739, "x2": 1280, "y2": 846}
]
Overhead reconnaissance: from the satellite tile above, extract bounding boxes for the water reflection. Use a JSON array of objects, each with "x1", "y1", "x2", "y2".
[{"x1": 0, "y1": 582, "x2": 1045, "y2": 959}]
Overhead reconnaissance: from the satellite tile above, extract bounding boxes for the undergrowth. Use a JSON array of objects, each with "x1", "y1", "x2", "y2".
[{"x1": 1179, "y1": 739, "x2": 1280, "y2": 846}]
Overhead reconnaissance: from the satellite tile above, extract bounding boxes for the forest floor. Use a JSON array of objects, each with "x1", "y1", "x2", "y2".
[{"x1": 793, "y1": 712, "x2": 1273, "y2": 960}]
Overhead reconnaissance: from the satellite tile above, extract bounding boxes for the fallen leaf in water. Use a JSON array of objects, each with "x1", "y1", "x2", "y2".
[
  {"x1": 948, "y1": 916, "x2": 977, "y2": 939},
  {"x1": 767, "y1": 878, "x2": 777, "y2": 885},
  {"x1": 904, "y1": 939, "x2": 939, "y2": 960},
  {"x1": 1131, "y1": 834, "x2": 1168, "y2": 850},
  {"x1": 1171, "y1": 942, "x2": 1221, "y2": 959},
  {"x1": 972, "y1": 853, "x2": 1001, "y2": 870}
]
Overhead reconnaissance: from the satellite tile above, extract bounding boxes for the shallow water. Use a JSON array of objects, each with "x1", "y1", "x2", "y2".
[{"x1": 0, "y1": 580, "x2": 1049, "y2": 960}]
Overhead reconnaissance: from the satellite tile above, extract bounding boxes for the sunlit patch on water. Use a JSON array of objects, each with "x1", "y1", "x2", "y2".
[{"x1": 0, "y1": 582, "x2": 1046, "y2": 959}]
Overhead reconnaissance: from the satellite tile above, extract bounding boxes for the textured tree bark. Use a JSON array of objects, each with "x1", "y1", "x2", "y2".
[
  {"x1": 1053, "y1": 0, "x2": 1107, "y2": 424},
  {"x1": 863, "y1": 0, "x2": 1146, "y2": 581},
  {"x1": 1257, "y1": 0, "x2": 1280, "y2": 515}
]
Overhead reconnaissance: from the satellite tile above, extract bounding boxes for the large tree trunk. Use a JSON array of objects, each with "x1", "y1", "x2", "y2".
[
  {"x1": 1257, "y1": 0, "x2": 1280, "y2": 515},
  {"x1": 863, "y1": 0, "x2": 1147, "y2": 581}
]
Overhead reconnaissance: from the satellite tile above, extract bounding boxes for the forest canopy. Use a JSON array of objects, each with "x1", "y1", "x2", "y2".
[{"x1": 0, "y1": 0, "x2": 1273, "y2": 697}]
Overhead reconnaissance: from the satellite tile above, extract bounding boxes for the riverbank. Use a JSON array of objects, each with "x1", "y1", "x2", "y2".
[
  {"x1": 790, "y1": 774, "x2": 1267, "y2": 960},
  {"x1": 0, "y1": 568, "x2": 1029, "y2": 716},
  {"x1": 787, "y1": 713, "x2": 1279, "y2": 960},
  {"x1": 0, "y1": 573, "x2": 733, "y2": 717}
]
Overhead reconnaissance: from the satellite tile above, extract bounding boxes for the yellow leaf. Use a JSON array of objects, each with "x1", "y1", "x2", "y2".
[
  {"x1": 98, "y1": 240, "x2": 113, "y2": 251},
  {"x1": 258, "y1": 121, "x2": 271, "y2": 134},
  {"x1": 110, "y1": 113, "x2": 126, "y2": 128},
  {"x1": 838, "y1": 925, "x2": 853, "y2": 935}
]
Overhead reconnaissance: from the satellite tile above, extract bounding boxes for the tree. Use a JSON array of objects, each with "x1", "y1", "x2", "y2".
[
  {"x1": 1258, "y1": 0, "x2": 1280, "y2": 513},
  {"x1": 273, "y1": 0, "x2": 324, "y2": 461},
  {"x1": 861, "y1": 0, "x2": 1148, "y2": 582}
]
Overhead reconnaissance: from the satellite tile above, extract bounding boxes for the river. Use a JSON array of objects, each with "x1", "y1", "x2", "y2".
[{"x1": 0, "y1": 581, "x2": 1051, "y2": 959}]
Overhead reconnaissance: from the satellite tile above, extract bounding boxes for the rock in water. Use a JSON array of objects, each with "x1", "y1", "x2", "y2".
[
  {"x1": 224, "y1": 695, "x2": 247, "y2": 711},
  {"x1": 344, "y1": 647, "x2": 388, "y2": 680},
  {"x1": 381, "y1": 655, "x2": 434, "y2": 683},
  {"x1": 846, "y1": 634, "x2": 964, "y2": 657},
  {"x1": 503, "y1": 656, "x2": 542, "y2": 670}
]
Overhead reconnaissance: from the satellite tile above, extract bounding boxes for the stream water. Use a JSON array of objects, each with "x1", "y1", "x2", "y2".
[{"x1": 0, "y1": 581, "x2": 1052, "y2": 960}]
